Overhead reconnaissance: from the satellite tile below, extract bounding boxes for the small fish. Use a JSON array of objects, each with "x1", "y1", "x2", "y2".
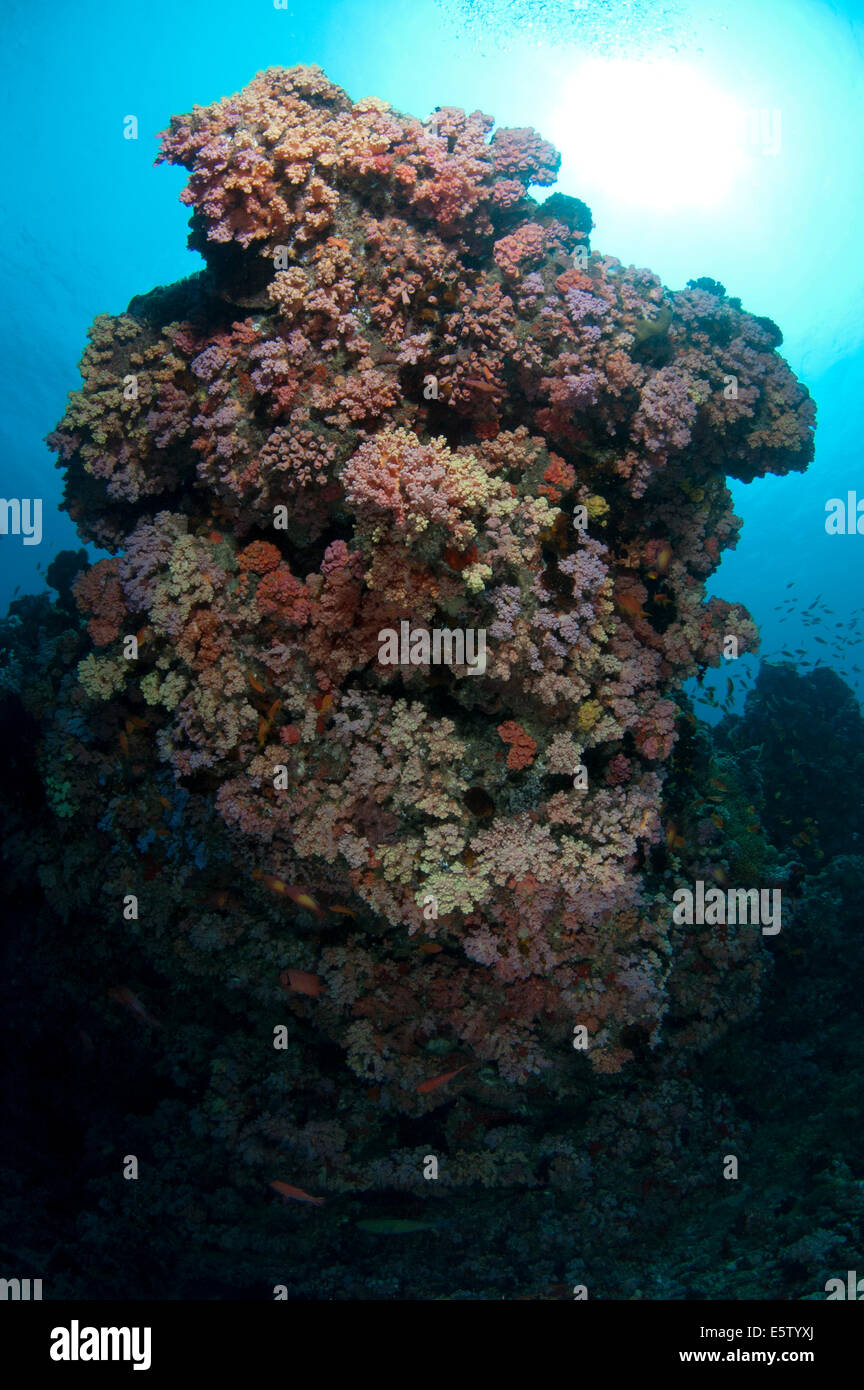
[
  {"x1": 270, "y1": 1180, "x2": 324, "y2": 1206},
  {"x1": 665, "y1": 824, "x2": 685, "y2": 851},
  {"x1": 108, "y1": 986, "x2": 160, "y2": 1027},
  {"x1": 257, "y1": 871, "x2": 284, "y2": 892},
  {"x1": 328, "y1": 903, "x2": 356, "y2": 917},
  {"x1": 655, "y1": 543, "x2": 673, "y2": 574},
  {"x1": 284, "y1": 885, "x2": 323, "y2": 916},
  {"x1": 417, "y1": 1065, "x2": 466, "y2": 1094},
  {"x1": 314, "y1": 691, "x2": 334, "y2": 735},
  {"x1": 248, "y1": 672, "x2": 266, "y2": 694},
  {"x1": 280, "y1": 969, "x2": 323, "y2": 998},
  {"x1": 258, "y1": 874, "x2": 325, "y2": 917},
  {"x1": 614, "y1": 591, "x2": 646, "y2": 622},
  {"x1": 118, "y1": 730, "x2": 130, "y2": 757}
]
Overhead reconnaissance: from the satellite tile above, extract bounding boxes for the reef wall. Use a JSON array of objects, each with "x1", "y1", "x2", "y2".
[{"x1": 0, "y1": 67, "x2": 824, "y2": 1293}]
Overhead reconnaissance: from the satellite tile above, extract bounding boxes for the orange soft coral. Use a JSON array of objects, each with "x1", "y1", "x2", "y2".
[{"x1": 497, "y1": 721, "x2": 538, "y2": 771}]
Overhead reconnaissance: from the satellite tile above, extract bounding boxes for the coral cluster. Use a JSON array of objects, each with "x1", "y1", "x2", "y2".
[
  {"x1": 11, "y1": 60, "x2": 863, "y2": 1310},
  {"x1": 44, "y1": 67, "x2": 816, "y2": 1101}
]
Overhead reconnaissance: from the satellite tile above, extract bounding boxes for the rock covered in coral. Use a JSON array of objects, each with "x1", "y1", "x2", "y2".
[
  {"x1": 43, "y1": 65, "x2": 816, "y2": 1106},
  {"x1": 717, "y1": 662, "x2": 864, "y2": 865}
]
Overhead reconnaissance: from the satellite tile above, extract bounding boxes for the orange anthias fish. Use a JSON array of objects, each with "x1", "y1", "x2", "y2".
[
  {"x1": 108, "y1": 987, "x2": 161, "y2": 1028},
  {"x1": 256, "y1": 873, "x2": 324, "y2": 917},
  {"x1": 417, "y1": 1065, "x2": 467, "y2": 1095},
  {"x1": 280, "y1": 969, "x2": 323, "y2": 998},
  {"x1": 655, "y1": 543, "x2": 673, "y2": 575},
  {"x1": 314, "y1": 691, "x2": 334, "y2": 735},
  {"x1": 283, "y1": 885, "x2": 324, "y2": 916},
  {"x1": 614, "y1": 590, "x2": 646, "y2": 623},
  {"x1": 270, "y1": 1180, "x2": 325, "y2": 1206},
  {"x1": 665, "y1": 823, "x2": 685, "y2": 851}
]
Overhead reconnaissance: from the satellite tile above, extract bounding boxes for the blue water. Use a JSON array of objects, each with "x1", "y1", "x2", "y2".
[{"x1": 2, "y1": 0, "x2": 862, "y2": 707}]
